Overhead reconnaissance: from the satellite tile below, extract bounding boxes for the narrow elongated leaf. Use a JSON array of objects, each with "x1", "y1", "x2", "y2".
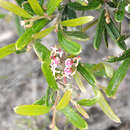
[
  {"x1": 0, "y1": 0, "x2": 32, "y2": 18},
  {"x1": 85, "y1": 63, "x2": 114, "y2": 78},
  {"x1": 0, "y1": 43, "x2": 16, "y2": 59},
  {"x1": 33, "y1": 96, "x2": 45, "y2": 105},
  {"x1": 106, "y1": 58, "x2": 130, "y2": 97},
  {"x1": 94, "y1": 9, "x2": 105, "y2": 49},
  {"x1": 61, "y1": 16, "x2": 94, "y2": 27},
  {"x1": 77, "y1": 90, "x2": 101, "y2": 106},
  {"x1": 103, "y1": 28, "x2": 109, "y2": 48},
  {"x1": 56, "y1": 90, "x2": 72, "y2": 110},
  {"x1": 41, "y1": 62, "x2": 58, "y2": 90},
  {"x1": 61, "y1": 106, "x2": 88, "y2": 129},
  {"x1": 16, "y1": 19, "x2": 49, "y2": 50},
  {"x1": 97, "y1": 91, "x2": 120, "y2": 123},
  {"x1": 73, "y1": 72, "x2": 86, "y2": 93},
  {"x1": 47, "y1": 0, "x2": 63, "y2": 15},
  {"x1": 65, "y1": 31, "x2": 89, "y2": 41},
  {"x1": 77, "y1": 63, "x2": 97, "y2": 88},
  {"x1": 105, "y1": 18, "x2": 127, "y2": 50},
  {"x1": 114, "y1": 0, "x2": 126, "y2": 22},
  {"x1": 74, "y1": 103, "x2": 89, "y2": 119},
  {"x1": 33, "y1": 41, "x2": 50, "y2": 62},
  {"x1": 28, "y1": 0, "x2": 44, "y2": 16},
  {"x1": 58, "y1": 30, "x2": 81, "y2": 55},
  {"x1": 107, "y1": 48, "x2": 130, "y2": 62},
  {"x1": 33, "y1": 26, "x2": 55, "y2": 39},
  {"x1": 68, "y1": 0, "x2": 102, "y2": 11},
  {"x1": 14, "y1": 105, "x2": 50, "y2": 116}
]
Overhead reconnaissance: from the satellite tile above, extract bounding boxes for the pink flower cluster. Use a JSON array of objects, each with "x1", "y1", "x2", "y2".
[{"x1": 50, "y1": 46, "x2": 80, "y2": 83}]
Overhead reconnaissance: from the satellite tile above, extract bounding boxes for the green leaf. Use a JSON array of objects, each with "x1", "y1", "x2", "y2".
[
  {"x1": 103, "y1": 28, "x2": 109, "y2": 48},
  {"x1": 107, "y1": 48, "x2": 130, "y2": 63},
  {"x1": 77, "y1": 90, "x2": 101, "y2": 106},
  {"x1": 73, "y1": 71, "x2": 86, "y2": 93},
  {"x1": 0, "y1": 0, "x2": 32, "y2": 18},
  {"x1": 61, "y1": 16, "x2": 94, "y2": 27},
  {"x1": 94, "y1": 9, "x2": 105, "y2": 50},
  {"x1": 14, "y1": 105, "x2": 50, "y2": 116},
  {"x1": 84, "y1": 63, "x2": 114, "y2": 78},
  {"x1": 74, "y1": 103, "x2": 89, "y2": 119},
  {"x1": 15, "y1": 15, "x2": 25, "y2": 36},
  {"x1": 61, "y1": 106, "x2": 88, "y2": 129},
  {"x1": 28, "y1": 0, "x2": 44, "y2": 16},
  {"x1": 58, "y1": 30, "x2": 81, "y2": 55},
  {"x1": 33, "y1": 25, "x2": 55, "y2": 39},
  {"x1": 105, "y1": 18, "x2": 127, "y2": 50},
  {"x1": 33, "y1": 41, "x2": 50, "y2": 62},
  {"x1": 46, "y1": 0, "x2": 63, "y2": 15},
  {"x1": 23, "y1": 2, "x2": 35, "y2": 15},
  {"x1": 97, "y1": 91, "x2": 120, "y2": 123},
  {"x1": 0, "y1": 43, "x2": 16, "y2": 59},
  {"x1": 41, "y1": 62, "x2": 58, "y2": 90},
  {"x1": 106, "y1": 58, "x2": 130, "y2": 97},
  {"x1": 68, "y1": 0, "x2": 102, "y2": 11},
  {"x1": 77, "y1": 63, "x2": 97, "y2": 88},
  {"x1": 33, "y1": 96, "x2": 45, "y2": 105},
  {"x1": 0, "y1": 14, "x2": 6, "y2": 19},
  {"x1": 16, "y1": 19, "x2": 49, "y2": 50},
  {"x1": 56, "y1": 90, "x2": 72, "y2": 110},
  {"x1": 65, "y1": 31, "x2": 89, "y2": 41},
  {"x1": 114, "y1": 0, "x2": 126, "y2": 22}
]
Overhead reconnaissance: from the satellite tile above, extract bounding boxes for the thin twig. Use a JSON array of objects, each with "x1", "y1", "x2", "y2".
[{"x1": 51, "y1": 91, "x2": 60, "y2": 130}]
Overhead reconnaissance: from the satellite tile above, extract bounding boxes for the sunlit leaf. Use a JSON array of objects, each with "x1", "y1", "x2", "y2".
[
  {"x1": 97, "y1": 90, "x2": 120, "y2": 123},
  {"x1": 33, "y1": 25, "x2": 55, "y2": 39},
  {"x1": 61, "y1": 16, "x2": 94, "y2": 27},
  {"x1": 16, "y1": 19, "x2": 49, "y2": 50},
  {"x1": 0, "y1": 0, "x2": 32, "y2": 18},
  {"x1": 56, "y1": 90, "x2": 72, "y2": 110},
  {"x1": 74, "y1": 103, "x2": 89, "y2": 119},
  {"x1": 28, "y1": 0, "x2": 44, "y2": 16},
  {"x1": 0, "y1": 43, "x2": 16, "y2": 59},
  {"x1": 14, "y1": 105, "x2": 50, "y2": 116},
  {"x1": 47, "y1": 0, "x2": 63, "y2": 15}
]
